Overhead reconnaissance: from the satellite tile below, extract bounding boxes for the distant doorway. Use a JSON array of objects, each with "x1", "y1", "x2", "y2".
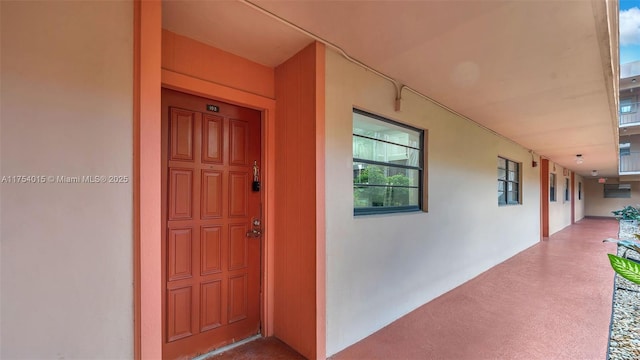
[{"x1": 541, "y1": 159, "x2": 549, "y2": 238}]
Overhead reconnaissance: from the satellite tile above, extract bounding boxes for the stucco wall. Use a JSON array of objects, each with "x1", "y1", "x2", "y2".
[
  {"x1": 1, "y1": 2, "x2": 133, "y2": 358},
  {"x1": 273, "y1": 43, "x2": 324, "y2": 359},
  {"x1": 585, "y1": 178, "x2": 640, "y2": 217},
  {"x1": 324, "y1": 49, "x2": 541, "y2": 356},
  {"x1": 162, "y1": 30, "x2": 275, "y2": 99}
]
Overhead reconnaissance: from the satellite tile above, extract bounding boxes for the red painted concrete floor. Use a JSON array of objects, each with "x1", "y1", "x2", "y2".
[
  {"x1": 208, "y1": 337, "x2": 305, "y2": 360},
  {"x1": 214, "y1": 218, "x2": 618, "y2": 359}
]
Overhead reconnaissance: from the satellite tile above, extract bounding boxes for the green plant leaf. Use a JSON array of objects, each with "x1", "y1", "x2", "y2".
[{"x1": 608, "y1": 254, "x2": 640, "y2": 285}]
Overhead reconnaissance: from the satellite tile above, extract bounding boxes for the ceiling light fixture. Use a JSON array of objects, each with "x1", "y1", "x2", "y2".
[
  {"x1": 592, "y1": 170, "x2": 598, "y2": 176},
  {"x1": 575, "y1": 154, "x2": 583, "y2": 164}
]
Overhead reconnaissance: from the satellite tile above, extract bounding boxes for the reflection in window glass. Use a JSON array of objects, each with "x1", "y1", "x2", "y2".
[
  {"x1": 621, "y1": 98, "x2": 634, "y2": 113},
  {"x1": 353, "y1": 109, "x2": 424, "y2": 214}
]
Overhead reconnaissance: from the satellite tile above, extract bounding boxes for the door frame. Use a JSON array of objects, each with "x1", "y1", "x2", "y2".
[
  {"x1": 134, "y1": 2, "x2": 276, "y2": 357},
  {"x1": 570, "y1": 171, "x2": 576, "y2": 224},
  {"x1": 540, "y1": 158, "x2": 549, "y2": 239},
  {"x1": 161, "y1": 70, "x2": 277, "y2": 339}
]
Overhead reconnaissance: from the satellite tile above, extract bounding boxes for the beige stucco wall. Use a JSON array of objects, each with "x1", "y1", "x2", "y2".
[
  {"x1": 1, "y1": 2, "x2": 133, "y2": 358},
  {"x1": 324, "y1": 49, "x2": 541, "y2": 356},
  {"x1": 585, "y1": 178, "x2": 640, "y2": 217}
]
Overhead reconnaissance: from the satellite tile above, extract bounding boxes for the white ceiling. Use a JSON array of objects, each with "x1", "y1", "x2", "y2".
[{"x1": 163, "y1": 0, "x2": 620, "y2": 178}]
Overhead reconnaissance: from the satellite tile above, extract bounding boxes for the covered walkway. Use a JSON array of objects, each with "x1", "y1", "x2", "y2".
[
  {"x1": 330, "y1": 218, "x2": 618, "y2": 359},
  {"x1": 213, "y1": 218, "x2": 618, "y2": 359}
]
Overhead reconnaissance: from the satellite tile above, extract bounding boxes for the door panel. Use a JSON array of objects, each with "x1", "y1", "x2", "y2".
[
  {"x1": 230, "y1": 119, "x2": 249, "y2": 165},
  {"x1": 162, "y1": 88, "x2": 261, "y2": 359},
  {"x1": 200, "y1": 280, "x2": 222, "y2": 332},
  {"x1": 202, "y1": 115, "x2": 223, "y2": 164},
  {"x1": 201, "y1": 171, "x2": 223, "y2": 219},
  {"x1": 169, "y1": 169, "x2": 193, "y2": 220},
  {"x1": 168, "y1": 228, "x2": 193, "y2": 281},
  {"x1": 228, "y1": 274, "x2": 248, "y2": 323},
  {"x1": 167, "y1": 287, "x2": 193, "y2": 342},
  {"x1": 201, "y1": 227, "x2": 222, "y2": 275},
  {"x1": 170, "y1": 109, "x2": 195, "y2": 161},
  {"x1": 229, "y1": 172, "x2": 249, "y2": 217},
  {"x1": 229, "y1": 225, "x2": 248, "y2": 270}
]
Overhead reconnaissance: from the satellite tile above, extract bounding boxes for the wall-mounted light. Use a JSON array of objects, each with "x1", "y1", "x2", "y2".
[
  {"x1": 575, "y1": 154, "x2": 583, "y2": 164},
  {"x1": 529, "y1": 150, "x2": 538, "y2": 167},
  {"x1": 592, "y1": 170, "x2": 598, "y2": 176}
]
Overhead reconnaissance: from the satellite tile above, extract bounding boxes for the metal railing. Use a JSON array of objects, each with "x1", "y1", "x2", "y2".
[
  {"x1": 619, "y1": 102, "x2": 640, "y2": 126},
  {"x1": 620, "y1": 151, "x2": 640, "y2": 173}
]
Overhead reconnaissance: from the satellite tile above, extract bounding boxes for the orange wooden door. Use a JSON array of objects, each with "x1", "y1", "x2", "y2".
[{"x1": 161, "y1": 88, "x2": 261, "y2": 359}]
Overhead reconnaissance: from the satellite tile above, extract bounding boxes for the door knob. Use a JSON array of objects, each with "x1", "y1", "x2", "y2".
[{"x1": 246, "y1": 229, "x2": 262, "y2": 238}]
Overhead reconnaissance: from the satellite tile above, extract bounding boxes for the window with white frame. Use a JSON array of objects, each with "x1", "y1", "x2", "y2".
[
  {"x1": 498, "y1": 157, "x2": 520, "y2": 206},
  {"x1": 352, "y1": 109, "x2": 424, "y2": 215}
]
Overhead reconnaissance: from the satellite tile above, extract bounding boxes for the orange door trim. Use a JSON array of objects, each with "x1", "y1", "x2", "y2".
[
  {"x1": 135, "y1": 3, "x2": 277, "y2": 358},
  {"x1": 134, "y1": 1, "x2": 162, "y2": 359},
  {"x1": 161, "y1": 89, "x2": 262, "y2": 358},
  {"x1": 135, "y1": 4, "x2": 327, "y2": 359},
  {"x1": 570, "y1": 172, "x2": 576, "y2": 224},
  {"x1": 540, "y1": 159, "x2": 550, "y2": 239},
  {"x1": 161, "y1": 70, "x2": 277, "y2": 342}
]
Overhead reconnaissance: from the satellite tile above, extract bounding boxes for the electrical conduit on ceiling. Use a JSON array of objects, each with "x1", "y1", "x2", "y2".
[{"x1": 239, "y1": 0, "x2": 530, "y2": 152}]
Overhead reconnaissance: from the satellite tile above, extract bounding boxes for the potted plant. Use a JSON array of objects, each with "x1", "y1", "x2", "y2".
[
  {"x1": 607, "y1": 235, "x2": 640, "y2": 284},
  {"x1": 612, "y1": 205, "x2": 640, "y2": 240}
]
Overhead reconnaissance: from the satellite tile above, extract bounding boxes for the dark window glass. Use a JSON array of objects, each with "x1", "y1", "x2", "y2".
[
  {"x1": 498, "y1": 157, "x2": 520, "y2": 206},
  {"x1": 604, "y1": 184, "x2": 631, "y2": 198},
  {"x1": 578, "y1": 182, "x2": 582, "y2": 200}
]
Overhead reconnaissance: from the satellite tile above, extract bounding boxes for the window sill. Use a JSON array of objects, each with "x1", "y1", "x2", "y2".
[{"x1": 354, "y1": 206, "x2": 421, "y2": 216}]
